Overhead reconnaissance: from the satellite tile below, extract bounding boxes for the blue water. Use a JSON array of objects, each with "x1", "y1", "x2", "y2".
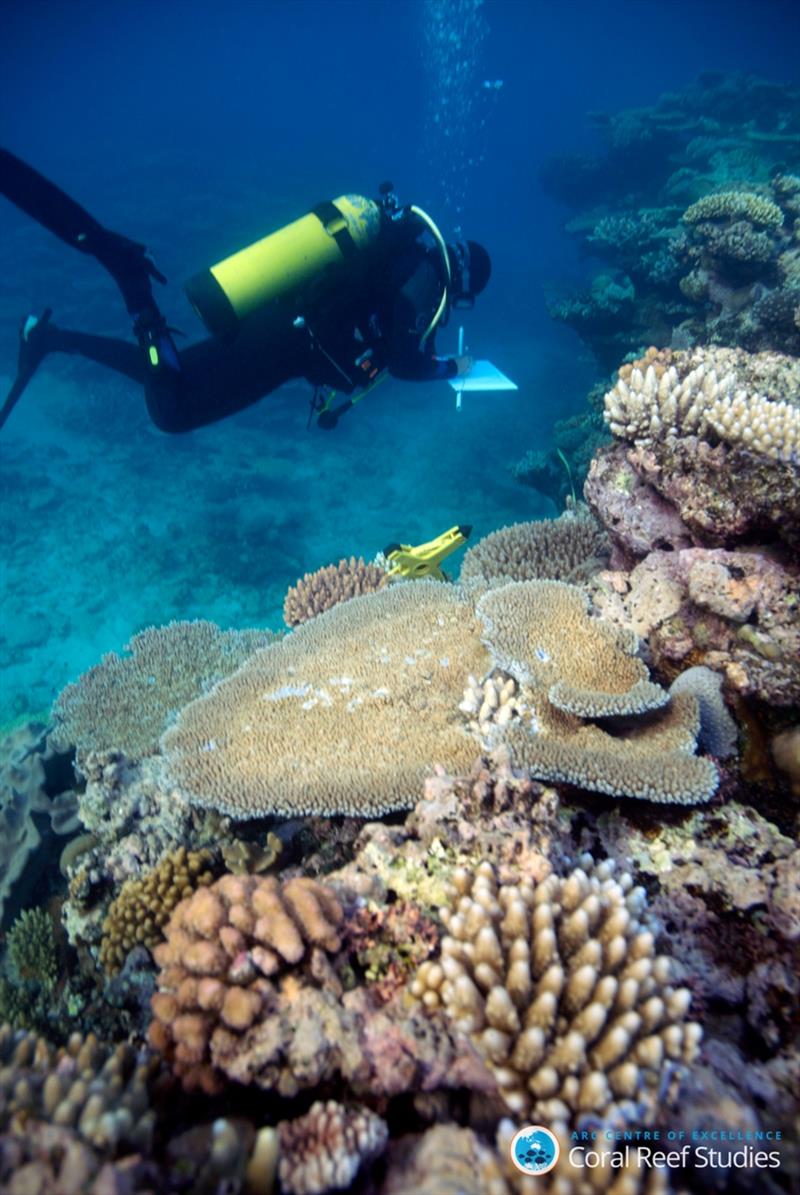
[{"x1": 1, "y1": 0, "x2": 798, "y2": 723}]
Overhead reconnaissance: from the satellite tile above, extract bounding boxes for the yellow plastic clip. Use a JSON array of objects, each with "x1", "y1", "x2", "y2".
[{"x1": 384, "y1": 524, "x2": 472, "y2": 581}]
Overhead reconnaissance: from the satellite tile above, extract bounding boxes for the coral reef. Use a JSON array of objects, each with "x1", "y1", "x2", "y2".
[
  {"x1": 459, "y1": 506, "x2": 608, "y2": 588},
  {"x1": 148, "y1": 873, "x2": 345, "y2": 1093},
  {"x1": 283, "y1": 556, "x2": 390, "y2": 627},
  {"x1": 411, "y1": 856, "x2": 701, "y2": 1121},
  {"x1": 474, "y1": 580, "x2": 718, "y2": 803},
  {"x1": 51, "y1": 621, "x2": 275, "y2": 760},
  {"x1": 590, "y1": 547, "x2": 800, "y2": 706},
  {"x1": 0, "y1": 1026, "x2": 158, "y2": 1174},
  {"x1": 161, "y1": 582, "x2": 488, "y2": 817},
  {"x1": 98, "y1": 846, "x2": 215, "y2": 975},
  {"x1": 541, "y1": 74, "x2": 800, "y2": 366},
  {"x1": 277, "y1": 1100, "x2": 388, "y2": 1195},
  {"x1": 0, "y1": 720, "x2": 78, "y2": 924}
]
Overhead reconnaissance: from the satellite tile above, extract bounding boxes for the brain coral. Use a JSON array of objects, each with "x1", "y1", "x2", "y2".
[
  {"x1": 411, "y1": 857, "x2": 701, "y2": 1124},
  {"x1": 161, "y1": 583, "x2": 487, "y2": 818},
  {"x1": 459, "y1": 507, "x2": 609, "y2": 588},
  {"x1": 283, "y1": 557, "x2": 390, "y2": 627},
  {"x1": 51, "y1": 621, "x2": 276, "y2": 760}
]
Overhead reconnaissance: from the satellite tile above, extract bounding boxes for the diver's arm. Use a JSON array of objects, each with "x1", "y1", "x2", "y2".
[{"x1": 384, "y1": 286, "x2": 459, "y2": 381}]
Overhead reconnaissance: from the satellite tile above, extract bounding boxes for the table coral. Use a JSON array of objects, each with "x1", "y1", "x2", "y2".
[
  {"x1": 51, "y1": 621, "x2": 276, "y2": 760},
  {"x1": 283, "y1": 556, "x2": 390, "y2": 626},
  {"x1": 474, "y1": 581, "x2": 717, "y2": 804},
  {"x1": 411, "y1": 856, "x2": 701, "y2": 1123},
  {"x1": 161, "y1": 582, "x2": 488, "y2": 818}
]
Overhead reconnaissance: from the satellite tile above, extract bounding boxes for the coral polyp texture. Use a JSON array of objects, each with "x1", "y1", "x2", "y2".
[
  {"x1": 161, "y1": 582, "x2": 487, "y2": 817},
  {"x1": 474, "y1": 580, "x2": 717, "y2": 803},
  {"x1": 277, "y1": 1100, "x2": 388, "y2": 1195},
  {"x1": 98, "y1": 846, "x2": 215, "y2": 975},
  {"x1": 148, "y1": 873, "x2": 344, "y2": 1094},
  {"x1": 459, "y1": 507, "x2": 609, "y2": 588},
  {"x1": 411, "y1": 857, "x2": 701, "y2": 1124},
  {"x1": 603, "y1": 345, "x2": 799, "y2": 463},
  {"x1": 595, "y1": 346, "x2": 800, "y2": 548},
  {"x1": 51, "y1": 620, "x2": 275, "y2": 759},
  {"x1": 283, "y1": 556, "x2": 390, "y2": 627},
  {"x1": 682, "y1": 190, "x2": 785, "y2": 230},
  {"x1": 0, "y1": 1025, "x2": 156, "y2": 1156}
]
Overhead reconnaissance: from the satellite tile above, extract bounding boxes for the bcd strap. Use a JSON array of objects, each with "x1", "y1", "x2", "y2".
[{"x1": 311, "y1": 200, "x2": 359, "y2": 260}]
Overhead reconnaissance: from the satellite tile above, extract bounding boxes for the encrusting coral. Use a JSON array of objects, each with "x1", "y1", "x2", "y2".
[
  {"x1": 411, "y1": 856, "x2": 701, "y2": 1123},
  {"x1": 459, "y1": 507, "x2": 609, "y2": 588},
  {"x1": 148, "y1": 873, "x2": 344, "y2": 1094},
  {"x1": 277, "y1": 1099, "x2": 388, "y2": 1195},
  {"x1": 161, "y1": 582, "x2": 488, "y2": 818},
  {"x1": 98, "y1": 846, "x2": 215, "y2": 975},
  {"x1": 283, "y1": 556, "x2": 390, "y2": 627},
  {"x1": 51, "y1": 620, "x2": 276, "y2": 760}
]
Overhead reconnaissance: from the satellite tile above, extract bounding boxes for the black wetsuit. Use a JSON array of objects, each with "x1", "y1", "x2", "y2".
[{"x1": 1, "y1": 150, "x2": 458, "y2": 434}]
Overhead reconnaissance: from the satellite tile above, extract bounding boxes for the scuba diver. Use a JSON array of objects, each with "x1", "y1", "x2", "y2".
[{"x1": 0, "y1": 151, "x2": 491, "y2": 434}]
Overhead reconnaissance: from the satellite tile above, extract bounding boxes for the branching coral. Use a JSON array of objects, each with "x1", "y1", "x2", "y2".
[
  {"x1": 283, "y1": 557, "x2": 390, "y2": 627},
  {"x1": 99, "y1": 846, "x2": 215, "y2": 975},
  {"x1": 411, "y1": 857, "x2": 701, "y2": 1123},
  {"x1": 460, "y1": 508, "x2": 608, "y2": 588},
  {"x1": 277, "y1": 1100, "x2": 388, "y2": 1195},
  {"x1": 161, "y1": 583, "x2": 487, "y2": 818},
  {"x1": 604, "y1": 347, "x2": 799, "y2": 463},
  {"x1": 51, "y1": 621, "x2": 275, "y2": 759}
]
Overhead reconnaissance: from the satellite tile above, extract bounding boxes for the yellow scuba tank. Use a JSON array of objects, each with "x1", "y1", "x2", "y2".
[{"x1": 185, "y1": 195, "x2": 382, "y2": 337}]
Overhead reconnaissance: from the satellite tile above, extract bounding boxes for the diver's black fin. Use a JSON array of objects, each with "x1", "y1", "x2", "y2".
[
  {"x1": 0, "y1": 308, "x2": 53, "y2": 432},
  {"x1": 0, "y1": 148, "x2": 166, "y2": 315}
]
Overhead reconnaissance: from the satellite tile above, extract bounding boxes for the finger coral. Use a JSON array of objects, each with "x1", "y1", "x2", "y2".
[
  {"x1": 51, "y1": 621, "x2": 276, "y2": 759},
  {"x1": 0, "y1": 1025, "x2": 157, "y2": 1153},
  {"x1": 459, "y1": 508, "x2": 608, "y2": 588},
  {"x1": 148, "y1": 873, "x2": 344, "y2": 1094},
  {"x1": 411, "y1": 857, "x2": 701, "y2": 1123},
  {"x1": 99, "y1": 846, "x2": 215, "y2": 975},
  {"x1": 278, "y1": 1100, "x2": 388, "y2": 1195},
  {"x1": 161, "y1": 582, "x2": 487, "y2": 817},
  {"x1": 284, "y1": 557, "x2": 390, "y2": 627}
]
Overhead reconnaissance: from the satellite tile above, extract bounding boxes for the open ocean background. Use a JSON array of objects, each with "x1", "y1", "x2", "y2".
[{"x1": 1, "y1": 0, "x2": 798, "y2": 726}]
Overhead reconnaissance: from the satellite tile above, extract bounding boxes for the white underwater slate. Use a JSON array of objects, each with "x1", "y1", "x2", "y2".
[{"x1": 449, "y1": 359, "x2": 518, "y2": 392}]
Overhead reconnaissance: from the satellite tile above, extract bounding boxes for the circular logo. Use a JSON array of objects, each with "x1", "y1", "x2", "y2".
[{"x1": 510, "y1": 1124, "x2": 560, "y2": 1176}]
